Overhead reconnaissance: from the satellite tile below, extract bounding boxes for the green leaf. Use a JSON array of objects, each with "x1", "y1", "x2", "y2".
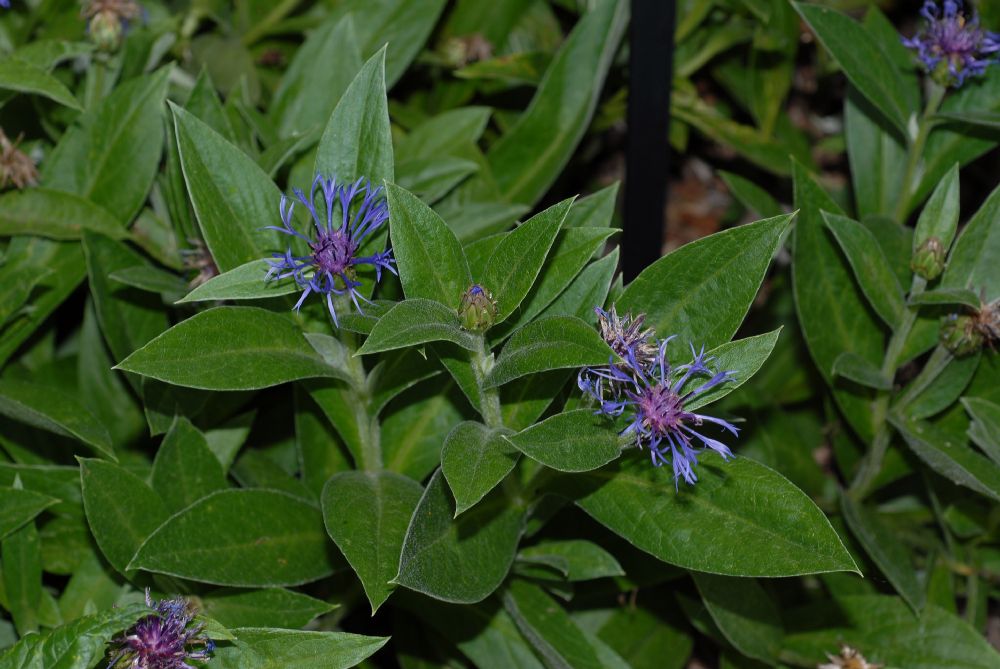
[
  {"x1": 892, "y1": 414, "x2": 1000, "y2": 503},
  {"x1": 555, "y1": 455, "x2": 858, "y2": 576},
  {"x1": 0, "y1": 603, "x2": 147, "y2": 669},
  {"x1": 0, "y1": 487, "x2": 57, "y2": 542},
  {"x1": 823, "y1": 212, "x2": 905, "y2": 329},
  {"x1": 321, "y1": 471, "x2": 424, "y2": 613},
  {"x1": 914, "y1": 163, "x2": 960, "y2": 251},
  {"x1": 783, "y1": 595, "x2": 1000, "y2": 669},
  {"x1": 840, "y1": 493, "x2": 925, "y2": 612},
  {"x1": 692, "y1": 573, "x2": 782, "y2": 663},
  {"x1": 45, "y1": 69, "x2": 169, "y2": 222},
  {"x1": 502, "y1": 580, "x2": 614, "y2": 669},
  {"x1": 211, "y1": 628, "x2": 389, "y2": 669},
  {"x1": 315, "y1": 47, "x2": 393, "y2": 185},
  {"x1": 151, "y1": 417, "x2": 228, "y2": 512},
  {"x1": 718, "y1": 172, "x2": 783, "y2": 219},
  {"x1": 172, "y1": 104, "x2": 284, "y2": 272},
  {"x1": 941, "y1": 182, "x2": 1000, "y2": 300},
  {"x1": 832, "y1": 352, "x2": 892, "y2": 390},
  {"x1": 905, "y1": 352, "x2": 980, "y2": 421},
  {"x1": 2, "y1": 521, "x2": 41, "y2": 635},
  {"x1": 396, "y1": 156, "x2": 479, "y2": 204},
  {"x1": 485, "y1": 0, "x2": 627, "y2": 204},
  {"x1": 129, "y1": 489, "x2": 335, "y2": 587},
  {"x1": 619, "y1": 214, "x2": 791, "y2": 357},
  {"x1": 357, "y1": 299, "x2": 479, "y2": 355},
  {"x1": 382, "y1": 381, "x2": 465, "y2": 481},
  {"x1": 909, "y1": 288, "x2": 982, "y2": 309},
  {"x1": 481, "y1": 198, "x2": 573, "y2": 325},
  {"x1": 0, "y1": 378, "x2": 113, "y2": 459},
  {"x1": 962, "y1": 398, "x2": 1000, "y2": 466},
  {"x1": 79, "y1": 457, "x2": 169, "y2": 575},
  {"x1": 395, "y1": 469, "x2": 524, "y2": 603},
  {"x1": 486, "y1": 316, "x2": 613, "y2": 388},
  {"x1": 177, "y1": 259, "x2": 299, "y2": 303},
  {"x1": 794, "y1": 3, "x2": 910, "y2": 134},
  {"x1": 684, "y1": 329, "x2": 783, "y2": 411},
  {"x1": 845, "y1": 86, "x2": 907, "y2": 219},
  {"x1": 109, "y1": 265, "x2": 187, "y2": 296},
  {"x1": 517, "y1": 540, "x2": 623, "y2": 581},
  {"x1": 270, "y1": 15, "x2": 362, "y2": 138},
  {"x1": 396, "y1": 107, "x2": 492, "y2": 162},
  {"x1": 202, "y1": 588, "x2": 336, "y2": 629},
  {"x1": 387, "y1": 183, "x2": 471, "y2": 309},
  {"x1": 0, "y1": 189, "x2": 126, "y2": 240},
  {"x1": 295, "y1": 388, "x2": 353, "y2": 495},
  {"x1": 506, "y1": 410, "x2": 622, "y2": 473},
  {"x1": 0, "y1": 58, "x2": 81, "y2": 109},
  {"x1": 538, "y1": 248, "x2": 619, "y2": 323},
  {"x1": 441, "y1": 422, "x2": 519, "y2": 515},
  {"x1": 492, "y1": 227, "x2": 618, "y2": 339},
  {"x1": 116, "y1": 307, "x2": 342, "y2": 390},
  {"x1": 792, "y1": 162, "x2": 883, "y2": 441}
]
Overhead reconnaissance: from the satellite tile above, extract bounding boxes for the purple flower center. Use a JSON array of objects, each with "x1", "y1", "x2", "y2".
[
  {"x1": 634, "y1": 384, "x2": 685, "y2": 436},
  {"x1": 311, "y1": 228, "x2": 357, "y2": 277}
]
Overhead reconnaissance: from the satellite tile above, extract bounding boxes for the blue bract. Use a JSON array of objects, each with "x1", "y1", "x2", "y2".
[
  {"x1": 264, "y1": 174, "x2": 396, "y2": 326},
  {"x1": 903, "y1": 0, "x2": 1000, "y2": 87},
  {"x1": 580, "y1": 307, "x2": 739, "y2": 487},
  {"x1": 106, "y1": 590, "x2": 214, "y2": 669}
]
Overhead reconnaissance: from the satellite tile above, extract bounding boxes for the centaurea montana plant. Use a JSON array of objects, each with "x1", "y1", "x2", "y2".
[
  {"x1": 264, "y1": 174, "x2": 396, "y2": 326},
  {"x1": 579, "y1": 307, "x2": 739, "y2": 487},
  {"x1": 106, "y1": 591, "x2": 214, "y2": 669},
  {"x1": 903, "y1": 0, "x2": 1000, "y2": 87}
]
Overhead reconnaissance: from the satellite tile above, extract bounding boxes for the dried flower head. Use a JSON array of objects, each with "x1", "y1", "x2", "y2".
[
  {"x1": 903, "y1": 0, "x2": 1000, "y2": 87},
  {"x1": 106, "y1": 590, "x2": 214, "y2": 669},
  {"x1": 579, "y1": 334, "x2": 738, "y2": 487},
  {"x1": 180, "y1": 239, "x2": 220, "y2": 289},
  {"x1": 595, "y1": 305, "x2": 658, "y2": 369},
  {"x1": 82, "y1": 0, "x2": 142, "y2": 51},
  {"x1": 818, "y1": 644, "x2": 883, "y2": 669},
  {"x1": 941, "y1": 293, "x2": 1000, "y2": 356},
  {"x1": 264, "y1": 174, "x2": 396, "y2": 326},
  {"x1": 0, "y1": 128, "x2": 38, "y2": 190}
]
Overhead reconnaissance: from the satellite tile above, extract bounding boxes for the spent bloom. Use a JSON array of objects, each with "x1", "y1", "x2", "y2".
[
  {"x1": 903, "y1": 0, "x2": 1000, "y2": 87},
  {"x1": 0, "y1": 128, "x2": 38, "y2": 190},
  {"x1": 595, "y1": 305, "x2": 658, "y2": 369},
  {"x1": 579, "y1": 312, "x2": 739, "y2": 487},
  {"x1": 264, "y1": 174, "x2": 396, "y2": 326},
  {"x1": 818, "y1": 644, "x2": 883, "y2": 669},
  {"x1": 106, "y1": 590, "x2": 214, "y2": 669}
]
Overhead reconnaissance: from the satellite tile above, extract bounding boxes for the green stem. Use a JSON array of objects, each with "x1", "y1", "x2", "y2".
[
  {"x1": 849, "y1": 275, "x2": 926, "y2": 497},
  {"x1": 893, "y1": 344, "x2": 953, "y2": 413},
  {"x1": 343, "y1": 329, "x2": 382, "y2": 472},
  {"x1": 893, "y1": 81, "x2": 946, "y2": 224},
  {"x1": 472, "y1": 337, "x2": 503, "y2": 429},
  {"x1": 241, "y1": 0, "x2": 300, "y2": 46}
]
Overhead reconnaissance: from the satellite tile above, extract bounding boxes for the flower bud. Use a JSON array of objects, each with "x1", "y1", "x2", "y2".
[
  {"x1": 911, "y1": 236, "x2": 946, "y2": 280},
  {"x1": 941, "y1": 313, "x2": 984, "y2": 357},
  {"x1": 458, "y1": 284, "x2": 497, "y2": 332},
  {"x1": 89, "y1": 10, "x2": 124, "y2": 51}
]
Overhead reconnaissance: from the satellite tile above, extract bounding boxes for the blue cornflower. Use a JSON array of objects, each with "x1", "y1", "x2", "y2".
[
  {"x1": 0, "y1": 1, "x2": 9, "y2": 8},
  {"x1": 106, "y1": 590, "x2": 214, "y2": 669},
  {"x1": 264, "y1": 174, "x2": 396, "y2": 326},
  {"x1": 579, "y1": 335, "x2": 739, "y2": 487},
  {"x1": 903, "y1": 0, "x2": 1000, "y2": 87}
]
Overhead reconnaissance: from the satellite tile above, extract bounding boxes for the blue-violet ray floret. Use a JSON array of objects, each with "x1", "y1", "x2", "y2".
[
  {"x1": 903, "y1": 0, "x2": 1000, "y2": 87},
  {"x1": 106, "y1": 590, "x2": 214, "y2": 669},
  {"x1": 579, "y1": 324, "x2": 739, "y2": 487},
  {"x1": 264, "y1": 174, "x2": 396, "y2": 326}
]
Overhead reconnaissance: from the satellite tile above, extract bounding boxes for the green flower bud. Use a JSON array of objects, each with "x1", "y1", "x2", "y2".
[
  {"x1": 911, "y1": 236, "x2": 946, "y2": 280},
  {"x1": 940, "y1": 313, "x2": 984, "y2": 357},
  {"x1": 458, "y1": 284, "x2": 497, "y2": 332},
  {"x1": 89, "y1": 10, "x2": 124, "y2": 52}
]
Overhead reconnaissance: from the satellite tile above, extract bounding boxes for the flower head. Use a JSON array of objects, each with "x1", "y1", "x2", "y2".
[
  {"x1": 458, "y1": 283, "x2": 497, "y2": 331},
  {"x1": 818, "y1": 644, "x2": 883, "y2": 669},
  {"x1": 107, "y1": 590, "x2": 214, "y2": 669},
  {"x1": 595, "y1": 305, "x2": 658, "y2": 369},
  {"x1": 903, "y1": 1, "x2": 1000, "y2": 87},
  {"x1": 264, "y1": 174, "x2": 396, "y2": 326},
  {"x1": 941, "y1": 293, "x2": 1000, "y2": 355},
  {"x1": 579, "y1": 334, "x2": 739, "y2": 487},
  {"x1": 82, "y1": 0, "x2": 142, "y2": 51},
  {"x1": 0, "y1": 128, "x2": 38, "y2": 190}
]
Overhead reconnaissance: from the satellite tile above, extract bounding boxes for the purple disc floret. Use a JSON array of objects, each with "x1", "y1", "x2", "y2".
[
  {"x1": 579, "y1": 334, "x2": 739, "y2": 488},
  {"x1": 264, "y1": 174, "x2": 396, "y2": 325},
  {"x1": 106, "y1": 590, "x2": 214, "y2": 669},
  {"x1": 903, "y1": 0, "x2": 1000, "y2": 87}
]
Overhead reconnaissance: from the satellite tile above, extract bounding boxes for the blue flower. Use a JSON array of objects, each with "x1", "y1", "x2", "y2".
[
  {"x1": 903, "y1": 0, "x2": 1000, "y2": 87},
  {"x1": 0, "y1": 0, "x2": 10, "y2": 8},
  {"x1": 264, "y1": 174, "x2": 396, "y2": 326},
  {"x1": 107, "y1": 590, "x2": 214, "y2": 669},
  {"x1": 579, "y1": 335, "x2": 739, "y2": 487}
]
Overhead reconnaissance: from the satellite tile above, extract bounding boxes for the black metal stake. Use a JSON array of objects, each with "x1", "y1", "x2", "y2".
[{"x1": 623, "y1": 0, "x2": 675, "y2": 281}]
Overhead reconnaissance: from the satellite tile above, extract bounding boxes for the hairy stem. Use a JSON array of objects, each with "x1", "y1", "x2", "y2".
[
  {"x1": 472, "y1": 337, "x2": 504, "y2": 429},
  {"x1": 893, "y1": 81, "x2": 945, "y2": 225}
]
